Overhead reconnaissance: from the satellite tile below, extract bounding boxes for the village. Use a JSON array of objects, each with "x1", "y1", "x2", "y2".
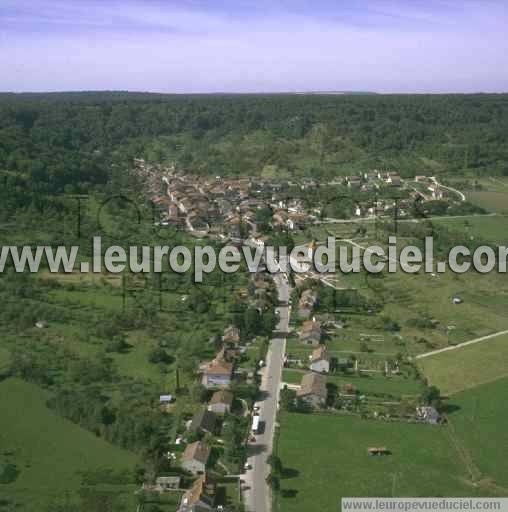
[
  {"x1": 125, "y1": 158, "x2": 464, "y2": 512},
  {"x1": 134, "y1": 159, "x2": 458, "y2": 246}
]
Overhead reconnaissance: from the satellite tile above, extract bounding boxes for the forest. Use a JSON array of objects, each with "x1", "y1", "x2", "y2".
[{"x1": 1, "y1": 92, "x2": 508, "y2": 208}]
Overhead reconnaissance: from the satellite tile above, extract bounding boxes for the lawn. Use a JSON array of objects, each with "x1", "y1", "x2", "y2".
[
  {"x1": 0, "y1": 378, "x2": 140, "y2": 511},
  {"x1": 418, "y1": 333, "x2": 508, "y2": 395},
  {"x1": 282, "y1": 370, "x2": 424, "y2": 397},
  {"x1": 448, "y1": 377, "x2": 508, "y2": 489},
  {"x1": 277, "y1": 413, "x2": 496, "y2": 512}
]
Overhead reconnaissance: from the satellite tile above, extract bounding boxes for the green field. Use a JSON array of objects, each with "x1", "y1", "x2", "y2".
[
  {"x1": 467, "y1": 191, "x2": 508, "y2": 214},
  {"x1": 433, "y1": 215, "x2": 508, "y2": 245},
  {"x1": 0, "y1": 378, "x2": 140, "y2": 511},
  {"x1": 444, "y1": 177, "x2": 508, "y2": 214},
  {"x1": 418, "y1": 333, "x2": 508, "y2": 395},
  {"x1": 277, "y1": 413, "x2": 495, "y2": 512},
  {"x1": 448, "y1": 377, "x2": 508, "y2": 489}
]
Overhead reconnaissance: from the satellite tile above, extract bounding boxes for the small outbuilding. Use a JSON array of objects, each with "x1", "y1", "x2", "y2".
[{"x1": 367, "y1": 447, "x2": 390, "y2": 456}]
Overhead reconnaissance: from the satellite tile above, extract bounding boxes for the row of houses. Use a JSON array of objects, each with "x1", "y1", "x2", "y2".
[
  {"x1": 151, "y1": 324, "x2": 244, "y2": 511},
  {"x1": 345, "y1": 171, "x2": 402, "y2": 189},
  {"x1": 200, "y1": 324, "x2": 245, "y2": 388},
  {"x1": 177, "y1": 324, "x2": 246, "y2": 511}
]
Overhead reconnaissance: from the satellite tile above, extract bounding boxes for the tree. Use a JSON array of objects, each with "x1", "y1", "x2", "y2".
[
  {"x1": 360, "y1": 341, "x2": 370, "y2": 353},
  {"x1": 105, "y1": 334, "x2": 130, "y2": 353},
  {"x1": 266, "y1": 473, "x2": 280, "y2": 493},
  {"x1": 244, "y1": 307, "x2": 262, "y2": 338},
  {"x1": 267, "y1": 455, "x2": 283, "y2": 477},
  {"x1": 280, "y1": 386, "x2": 296, "y2": 412},
  {"x1": 190, "y1": 383, "x2": 208, "y2": 403},
  {"x1": 148, "y1": 347, "x2": 173, "y2": 365},
  {"x1": 422, "y1": 386, "x2": 442, "y2": 408}
]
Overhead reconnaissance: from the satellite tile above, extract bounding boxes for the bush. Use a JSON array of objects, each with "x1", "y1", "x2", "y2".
[{"x1": 0, "y1": 463, "x2": 20, "y2": 484}]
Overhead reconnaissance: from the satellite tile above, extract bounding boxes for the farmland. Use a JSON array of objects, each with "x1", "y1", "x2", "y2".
[
  {"x1": 467, "y1": 192, "x2": 508, "y2": 215},
  {"x1": 448, "y1": 377, "x2": 508, "y2": 489},
  {"x1": 0, "y1": 378, "x2": 139, "y2": 511},
  {"x1": 432, "y1": 215, "x2": 508, "y2": 246},
  {"x1": 325, "y1": 251, "x2": 508, "y2": 353},
  {"x1": 417, "y1": 333, "x2": 508, "y2": 395},
  {"x1": 276, "y1": 413, "x2": 496, "y2": 512}
]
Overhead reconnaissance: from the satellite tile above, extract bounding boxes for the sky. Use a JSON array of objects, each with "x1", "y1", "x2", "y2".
[{"x1": 1, "y1": 0, "x2": 507, "y2": 94}]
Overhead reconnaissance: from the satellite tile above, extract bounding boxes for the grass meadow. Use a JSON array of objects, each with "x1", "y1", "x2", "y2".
[
  {"x1": 276, "y1": 413, "x2": 496, "y2": 512},
  {"x1": 0, "y1": 378, "x2": 139, "y2": 511},
  {"x1": 418, "y1": 333, "x2": 508, "y2": 395},
  {"x1": 448, "y1": 377, "x2": 508, "y2": 489}
]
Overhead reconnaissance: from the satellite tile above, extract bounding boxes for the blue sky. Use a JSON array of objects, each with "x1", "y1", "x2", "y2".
[{"x1": 1, "y1": 0, "x2": 507, "y2": 93}]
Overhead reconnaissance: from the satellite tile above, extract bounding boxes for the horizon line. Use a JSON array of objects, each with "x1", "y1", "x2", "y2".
[{"x1": 2, "y1": 89, "x2": 508, "y2": 96}]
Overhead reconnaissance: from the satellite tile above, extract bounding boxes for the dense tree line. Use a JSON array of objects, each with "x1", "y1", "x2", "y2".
[{"x1": 1, "y1": 92, "x2": 508, "y2": 212}]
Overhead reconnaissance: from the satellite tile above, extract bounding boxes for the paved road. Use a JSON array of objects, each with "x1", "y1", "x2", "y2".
[
  {"x1": 431, "y1": 176, "x2": 466, "y2": 202},
  {"x1": 317, "y1": 212, "x2": 496, "y2": 226},
  {"x1": 244, "y1": 272, "x2": 290, "y2": 512}
]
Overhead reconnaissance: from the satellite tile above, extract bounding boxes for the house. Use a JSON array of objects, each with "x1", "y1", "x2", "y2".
[
  {"x1": 428, "y1": 184, "x2": 443, "y2": 199},
  {"x1": 207, "y1": 390, "x2": 234, "y2": 415},
  {"x1": 189, "y1": 409, "x2": 217, "y2": 435},
  {"x1": 298, "y1": 289, "x2": 318, "y2": 319},
  {"x1": 272, "y1": 210, "x2": 288, "y2": 227},
  {"x1": 223, "y1": 325, "x2": 241, "y2": 345},
  {"x1": 386, "y1": 175, "x2": 401, "y2": 187},
  {"x1": 346, "y1": 176, "x2": 362, "y2": 188},
  {"x1": 310, "y1": 346, "x2": 330, "y2": 374},
  {"x1": 187, "y1": 213, "x2": 210, "y2": 233},
  {"x1": 167, "y1": 202, "x2": 180, "y2": 218},
  {"x1": 380, "y1": 171, "x2": 401, "y2": 185},
  {"x1": 178, "y1": 474, "x2": 216, "y2": 512},
  {"x1": 153, "y1": 476, "x2": 181, "y2": 492},
  {"x1": 225, "y1": 215, "x2": 242, "y2": 239},
  {"x1": 364, "y1": 171, "x2": 378, "y2": 182},
  {"x1": 297, "y1": 372, "x2": 327, "y2": 408},
  {"x1": 416, "y1": 406, "x2": 441, "y2": 424},
  {"x1": 252, "y1": 235, "x2": 269, "y2": 248},
  {"x1": 201, "y1": 355, "x2": 233, "y2": 388},
  {"x1": 299, "y1": 319, "x2": 322, "y2": 346},
  {"x1": 181, "y1": 441, "x2": 211, "y2": 475},
  {"x1": 287, "y1": 199, "x2": 305, "y2": 213}
]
